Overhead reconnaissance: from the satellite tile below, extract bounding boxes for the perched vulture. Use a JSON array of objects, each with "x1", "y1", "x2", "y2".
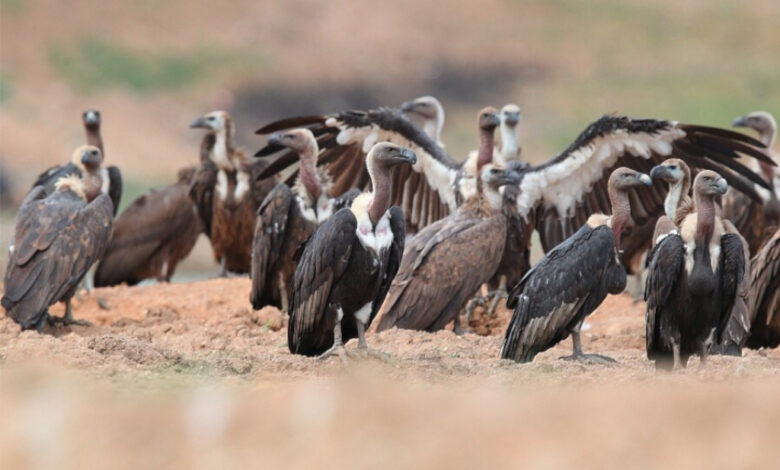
[
  {"x1": 400, "y1": 95, "x2": 446, "y2": 145},
  {"x1": 250, "y1": 129, "x2": 359, "y2": 311},
  {"x1": 287, "y1": 143, "x2": 415, "y2": 358},
  {"x1": 722, "y1": 111, "x2": 779, "y2": 254},
  {"x1": 645, "y1": 171, "x2": 746, "y2": 369},
  {"x1": 501, "y1": 168, "x2": 653, "y2": 363},
  {"x1": 188, "y1": 111, "x2": 277, "y2": 275},
  {"x1": 2, "y1": 175, "x2": 113, "y2": 329},
  {"x1": 375, "y1": 108, "x2": 519, "y2": 333},
  {"x1": 93, "y1": 167, "x2": 203, "y2": 287},
  {"x1": 29, "y1": 109, "x2": 122, "y2": 215},
  {"x1": 746, "y1": 228, "x2": 780, "y2": 349},
  {"x1": 255, "y1": 105, "x2": 772, "y2": 271}
]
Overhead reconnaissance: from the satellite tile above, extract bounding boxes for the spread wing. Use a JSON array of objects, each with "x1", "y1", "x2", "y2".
[
  {"x1": 255, "y1": 107, "x2": 459, "y2": 233},
  {"x1": 93, "y1": 183, "x2": 201, "y2": 287},
  {"x1": 188, "y1": 161, "x2": 218, "y2": 237},
  {"x1": 375, "y1": 209, "x2": 506, "y2": 332},
  {"x1": 501, "y1": 224, "x2": 618, "y2": 362},
  {"x1": 287, "y1": 208, "x2": 356, "y2": 355},
  {"x1": 250, "y1": 183, "x2": 293, "y2": 310},
  {"x1": 527, "y1": 115, "x2": 772, "y2": 253}
]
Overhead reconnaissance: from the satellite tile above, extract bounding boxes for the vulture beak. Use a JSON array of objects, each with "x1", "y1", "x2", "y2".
[
  {"x1": 400, "y1": 100, "x2": 417, "y2": 114},
  {"x1": 81, "y1": 148, "x2": 101, "y2": 167},
  {"x1": 650, "y1": 165, "x2": 670, "y2": 181},
  {"x1": 267, "y1": 133, "x2": 284, "y2": 148},
  {"x1": 714, "y1": 177, "x2": 728, "y2": 194},
  {"x1": 732, "y1": 115, "x2": 748, "y2": 128},
  {"x1": 491, "y1": 168, "x2": 523, "y2": 187},
  {"x1": 638, "y1": 173, "x2": 652, "y2": 186},
  {"x1": 189, "y1": 116, "x2": 211, "y2": 130},
  {"x1": 487, "y1": 113, "x2": 501, "y2": 128},
  {"x1": 504, "y1": 111, "x2": 521, "y2": 126},
  {"x1": 394, "y1": 147, "x2": 417, "y2": 166},
  {"x1": 83, "y1": 110, "x2": 99, "y2": 126}
]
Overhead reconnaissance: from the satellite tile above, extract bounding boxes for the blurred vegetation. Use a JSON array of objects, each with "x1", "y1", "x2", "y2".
[
  {"x1": 0, "y1": 71, "x2": 11, "y2": 105},
  {"x1": 0, "y1": 0, "x2": 24, "y2": 14}
]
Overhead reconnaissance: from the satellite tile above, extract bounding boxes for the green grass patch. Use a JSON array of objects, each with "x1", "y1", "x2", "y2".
[
  {"x1": 0, "y1": 70, "x2": 12, "y2": 105},
  {"x1": 1, "y1": 0, "x2": 24, "y2": 13}
]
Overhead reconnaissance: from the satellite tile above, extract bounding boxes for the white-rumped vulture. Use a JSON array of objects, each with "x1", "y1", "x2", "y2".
[
  {"x1": 254, "y1": 106, "x2": 772, "y2": 275},
  {"x1": 250, "y1": 129, "x2": 359, "y2": 311},
  {"x1": 287, "y1": 143, "x2": 415, "y2": 358},
  {"x1": 746, "y1": 228, "x2": 780, "y2": 349},
  {"x1": 501, "y1": 168, "x2": 652, "y2": 363},
  {"x1": 188, "y1": 111, "x2": 277, "y2": 275},
  {"x1": 722, "y1": 111, "x2": 779, "y2": 254},
  {"x1": 93, "y1": 167, "x2": 203, "y2": 287},
  {"x1": 2, "y1": 175, "x2": 113, "y2": 330},
  {"x1": 375, "y1": 107, "x2": 518, "y2": 333},
  {"x1": 645, "y1": 171, "x2": 747, "y2": 369},
  {"x1": 30, "y1": 109, "x2": 122, "y2": 215}
]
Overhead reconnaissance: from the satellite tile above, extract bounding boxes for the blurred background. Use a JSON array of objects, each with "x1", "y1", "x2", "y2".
[{"x1": 1, "y1": 0, "x2": 779, "y2": 274}]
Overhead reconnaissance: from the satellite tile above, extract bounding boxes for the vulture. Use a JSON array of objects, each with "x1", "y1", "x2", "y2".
[
  {"x1": 93, "y1": 167, "x2": 203, "y2": 286},
  {"x1": 375, "y1": 108, "x2": 519, "y2": 334},
  {"x1": 254, "y1": 105, "x2": 772, "y2": 269},
  {"x1": 501, "y1": 167, "x2": 653, "y2": 363},
  {"x1": 722, "y1": 111, "x2": 779, "y2": 254},
  {"x1": 2, "y1": 175, "x2": 113, "y2": 329},
  {"x1": 287, "y1": 143, "x2": 415, "y2": 358},
  {"x1": 400, "y1": 95, "x2": 446, "y2": 145},
  {"x1": 746, "y1": 228, "x2": 780, "y2": 349},
  {"x1": 29, "y1": 109, "x2": 122, "y2": 215},
  {"x1": 250, "y1": 129, "x2": 359, "y2": 311},
  {"x1": 495, "y1": 104, "x2": 523, "y2": 166},
  {"x1": 188, "y1": 111, "x2": 277, "y2": 275},
  {"x1": 645, "y1": 170, "x2": 746, "y2": 369}
]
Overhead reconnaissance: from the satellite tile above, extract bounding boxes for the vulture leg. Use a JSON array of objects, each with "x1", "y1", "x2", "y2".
[
  {"x1": 464, "y1": 293, "x2": 487, "y2": 323},
  {"x1": 486, "y1": 276, "x2": 509, "y2": 316},
  {"x1": 559, "y1": 324, "x2": 617, "y2": 364},
  {"x1": 49, "y1": 300, "x2": 92, "y2": 327},
  {"x1": 318, "y1": 321, "x2": 348, "y2": 363},
  {"x1": 452, "y1": 314, "x2": 466, "y2": 336},
  {"x1": 672, "y1": 342, "x2": 682, "y2": 370},
  {"x1": 218, "y1": 257, "x2": 228, "y2": 278},
  {"x1": 354, "y1": 319, "x2": 389, "y2": 361},
  {"x1": 35, "y1": 312, "x2": 49, "y2": 333}
]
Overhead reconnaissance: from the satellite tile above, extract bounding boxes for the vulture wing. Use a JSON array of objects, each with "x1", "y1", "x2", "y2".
[
  {"x1": 29, "y1": 163, "x2": 81, "y2": 196},
  {"x1": 367, "y1": 206, "x2": 406, "y2": 327},
  {"x1": 255, "y1": 107, "x2": 459, "y2": 233},
  {"x1": 747, "y1": 228, "x2": 780, "y2": 349},
  {"x1": 715, "y1": 231, "x2": 749, "y2": 353},
  {"x1": 250, "y1": 184, "x2": 293, "y2": 310},
  {"x1": 375, "y1": 209, "x2": 506, "y2": 332},
  {"x1": 501, "y1": 224, "x2": 618, "y2": 362},
  {"x1": 106, "y1": 165, "x2": 123, "y2": 216},
  {"x1": 188, "y1": 160, "x2": 218, "y2": 237},
  {"x1": 287, "y1": 208, "x2": 356, "y2": 354},
  {"x1": 644, "y1": 232, "x2": 685, "y2": 359}
]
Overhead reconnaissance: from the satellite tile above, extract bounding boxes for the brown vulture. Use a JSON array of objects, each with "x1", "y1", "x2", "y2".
[
  {"x1": 722, "y1": 111, "x2": 779, "y2": 254},
  {"x1": 374, "y1": 107, "x2": 518, "y2": 333},
  {"x1": 250, "y1": 129, "x2": 359, "y2": 311},
  {"x1": 746, "y1": 228, "x2": 780, "y2": 349},
  {"x1": 287, "y1": 143, "x2": 415, "y2": 358},
  {"x1": 645, "y1": 171, "x2": 747, "y2": 369},
  {"x1": 188, "y1": 111, "x2": 277, "y2": 276},
  {"x1": 501, "y1": 168, "x2": 653, "y2": 363},
  {"x1": 2, "y1": 175, "x2": 113, "y2": 330},
  {"x1": 29, "y1": 109, "x2": 122, "y2": 215},
  {"x1": 93, "y1": 167, "x2": 203, "y2": 286}
]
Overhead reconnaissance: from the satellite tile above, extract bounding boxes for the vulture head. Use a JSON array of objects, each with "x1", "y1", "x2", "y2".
[
  {"x1": 478, "y1": 106, "x2": 500, "y2": 131},
  {"x1": 500, "y1": 104, "x2": 521, "y2": 127},
  {"x1": 71, "y1": 145, "x2": 103, "y2": 172},
  {"x1": 400, "y1": 95, "x2": 443, "y2": 121},
  {"x1": 650, "y1": 158, "x2": 691, "y2": 187},
  {"x1": 189, "y1": 111, "x2": 234, "y2": 137},
  {"x1": 693, "y1": 170, "x2": 728, "y2": 197},
  {"x1": 267, "y1": 128, "x2": 317, "y2": 156},
  {"x1": 733, "y1": 111, "x2": 777, "y2": 141},
  {"x1": 82, "y1": 109, "x2": 101, "y2": 130},
  {"x1": 54, "y1": 175, "x2": 87, "y2": 201},
  {"x1": 482, "y1": 165, "x2": 522, "y2": 189},
  {"x1": 367, "y1": 143, "x2": 417, "y2": 169},
  {"x1": 609, "y1": 167, "x2": 652, "y2": 192}
]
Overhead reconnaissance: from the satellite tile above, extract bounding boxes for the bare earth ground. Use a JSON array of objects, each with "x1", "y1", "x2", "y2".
[{"x1": 1, "y1": 278, "x2": 780, "y2": 469}]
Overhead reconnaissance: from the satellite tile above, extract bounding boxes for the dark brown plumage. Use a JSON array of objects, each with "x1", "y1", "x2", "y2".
[
  {"x1": 2, "y1": 176, "x2": 113, "y2": 330},
  {"x1": 746, "y1": 228, "x2": 780, "y2": 349},
  {"x1": 93, "y1": 167, "x2": 203, "y2": 287}
]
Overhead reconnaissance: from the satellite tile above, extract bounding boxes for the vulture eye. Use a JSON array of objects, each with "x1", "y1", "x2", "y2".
[
  {"x1": 669, "y1": 165, "x2": 677, "y2": 170},
  {"x1": 208, "y1": 116, "x2": 216, "y2": 121}
]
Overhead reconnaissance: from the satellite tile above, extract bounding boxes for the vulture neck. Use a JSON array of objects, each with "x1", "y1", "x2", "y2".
[
  {"x1": 664, "y1": 177, "x2": 690, "y2": 221},
  {"x1": 209, "y1": 130, "x2": 234, "y2": 172},
  {"x1": 499, "y1": 124, "x2": 519, "y2": 163},
  {"x1": 477, "y1": 127, "x2": 495, "y2": 171},
  {"x1": 367, "y1": 161, "x2": 391, "y2": 227},
  {"x1": 85, "y1": 126, "x2": 104, "y2": 155},
  {"x1": 424, "y1": 115, "x2": 444, "y2": 145},
  {"x1": 694, "y1": 191, "x2": 716, "y2": 247},
  {"x1": 297, "y1": 144, "x2": 322, "y2": 201},
  {"x1": 608, "y1": 186, "x2": 631, "y2": 246}
]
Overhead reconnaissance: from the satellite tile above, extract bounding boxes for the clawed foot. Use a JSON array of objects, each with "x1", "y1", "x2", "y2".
[
  {"x1": 353, "y1": 347, "x2": 390, "y2": 362},
  {"x1": 559, "y1": 353, "x2": 617, "y2": 365},
  {"x1": 318, "y1": 344, "x2": 349, "y2": 363},
  {"x1": 464, "y1": 295, "x2": 487, "y2": 323},
  {"x1": 485, "y1": 289, "x2": 508, "y2": 316},
  {"x1": 47, "y1": 315, "x2": 92, "y2": 327}
]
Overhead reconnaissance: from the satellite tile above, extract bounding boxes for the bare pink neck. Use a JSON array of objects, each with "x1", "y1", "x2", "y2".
[
  {"x1": 368, "y1": 166, "x2": 390, "y2": 226},
  {"x1": 694, "y1": 192, "x2": 715, "y2": 245},
  {"x1": 609, "y1": 188, "x2": 631, "y2": 246},
  {"x1": 477, "y1": 127, "x2": 495, "y2": 171},
  {"x1": 86, "y1": 127, "x2": 103, "y2": 155},
  {"x1": 298, "y1": 146, "x2": 321, "y2": 201}
]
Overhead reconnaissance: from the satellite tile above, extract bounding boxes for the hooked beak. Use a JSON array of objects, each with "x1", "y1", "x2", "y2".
[
  {"x1": 714, "y1": 177, "x2": 728, "y2": 194},
  {"x1": 400, "y1": 100, "x2": 417, "y2": 114},
  {"x1": 493, "y1": 168, "x2": 522, "y2": 187},
  {"x1": 732, "y1": 115, "x2": 748, "y2": 128},
  {"x1": 504, "y1": 111, "x2": 521, "y2": 126},
  {"x1": 81, "y1": 148, "x2": 101, "y2": 167},
  {"x1": 189, "y1": 116, "x2": 211, "y2": 129},
  {"x1": 639, "y1": 173, "x2": 653, "y2": 186},
  {"x1": 650, "y1": 165, "x2": 671, "y2": 181},
  {"x1": 83, "y1": 110, "x2": 99, "y2": 126},
  {"x1": 395, "y1": 147, "x2": 417, "y2": 166},
  {"x1": 487, "y1": 113, "x2": 501, "y2": 128},
  {"x1": 267, "y1": 133, "x2": 284, "y2": 148}
]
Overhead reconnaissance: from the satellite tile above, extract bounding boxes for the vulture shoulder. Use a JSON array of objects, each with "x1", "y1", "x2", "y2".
[
  {"x1": 30, "y1": 163, "x2": 81, "y2": 196},
  {"x1": 189, "y1": 161, "x2": 218, "y2": 237},
  {"x1": 251, "y1": 183, "x2": 294, "y2": 309},
  {"x1": 288, "y1": 208, "x2": 356, "y2": 354}
]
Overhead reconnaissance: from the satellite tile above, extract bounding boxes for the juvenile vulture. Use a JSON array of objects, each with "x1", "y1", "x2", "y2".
[
  {"x1": 501, "y1": 168, "x2": 652, "y2": 363},
  {"x1": 375, "y1": 108, "x2": 519, "y2": 333},
  {"x1": 30, "y1": 109, "x2": 122, "y2": 215},
  {"x1": 189, "y1": 111, "x2": 277, "y2": 275},
  {"x1": 746, "y1": 228, "x2": 780, "y2": 349},
  {"x1": 722, "y1": 111, "x2": 779, "y2": 254},
  {"x1": 250, "y1": 129, "x2": 359, "y2": 311},
  {"x1": 645, "y1": 171, "x2": 746, "y2": 369},
  {"x1": 2, "y1": 175, "x2": 113, "y2": 329},
  {"x1": 93, "y1": 167, "x2": 203, "y2": 286},
  {"x1": 287, "y1": 143, "x2": 415, "y2": 358},
  {"x1": 255, "y1": 106, "x2": 771, "y2": 262}
]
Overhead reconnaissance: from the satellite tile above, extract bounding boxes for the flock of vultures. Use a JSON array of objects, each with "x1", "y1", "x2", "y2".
[{"x1": 2, "y1": 98, "x2": 779, "y2": 369}]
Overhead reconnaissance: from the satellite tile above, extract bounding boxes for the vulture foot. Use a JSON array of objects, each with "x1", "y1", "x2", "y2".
[
  {"x1": 48, "y1": 315, "x2": 92, "y2": 327},
  {"x1": 464, "y1": 295, "x2": 487, "y2": 323},
  {"x1": 559, "y1": 353, "x2": 617, "y2": 365},
  {"x1": 353, "y1": 347, "x2": 391, "y2": 362},
  {"x1": 485, "y1": 289, "x2": 508, "y2": 316},
  {"x1": 318, "y1": 344, "x2": 349, "y2": 363}
]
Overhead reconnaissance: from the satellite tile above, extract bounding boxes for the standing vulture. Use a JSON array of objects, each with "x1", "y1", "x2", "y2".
[
  {"x1": 645, "y1": 171, "x2": 746, "y2": 369},
  {"x1": 29, "y1": 109, "x2": 122, "y2": 215},
  {"x1": 254, "y1": 107, "x2": 772, "y2": 271},
  {"x1": 746, "y1": 228, "x2": 780, "y2": 349},
  {"x1": 188, "y1": 111, "x2": 277, "y2": 275},
  {"x1": 287, "y1": 143, "x2": 415, "y2": 358},
  {"x1": 501, "y1": 168, "x2": 653, "y2": 363},
  {"x1": 250, "y1": 129, "x2": 359, "y2": 311},
  {"x1": 93, "y1": 167, "x2": 203, "y2": 286},
  {"x1": 722, "y1": 111, "x2": 779, "y2": 254},
  {"x1": 375, "y1": 108, "x2": 519, "y2": 333},
  {"x1": 2, "y1": 175, "x2": 113, "y2": 329}
]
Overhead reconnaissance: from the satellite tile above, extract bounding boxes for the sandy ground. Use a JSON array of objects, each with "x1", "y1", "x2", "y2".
[{"x1": 1, "y1": 278, "x2": 779, "y2": 469}]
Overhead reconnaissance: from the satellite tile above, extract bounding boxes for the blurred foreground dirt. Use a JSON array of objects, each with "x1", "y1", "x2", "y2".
[{"x1": 1, "y1": 278, "x2": 779, "y2": 469}]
